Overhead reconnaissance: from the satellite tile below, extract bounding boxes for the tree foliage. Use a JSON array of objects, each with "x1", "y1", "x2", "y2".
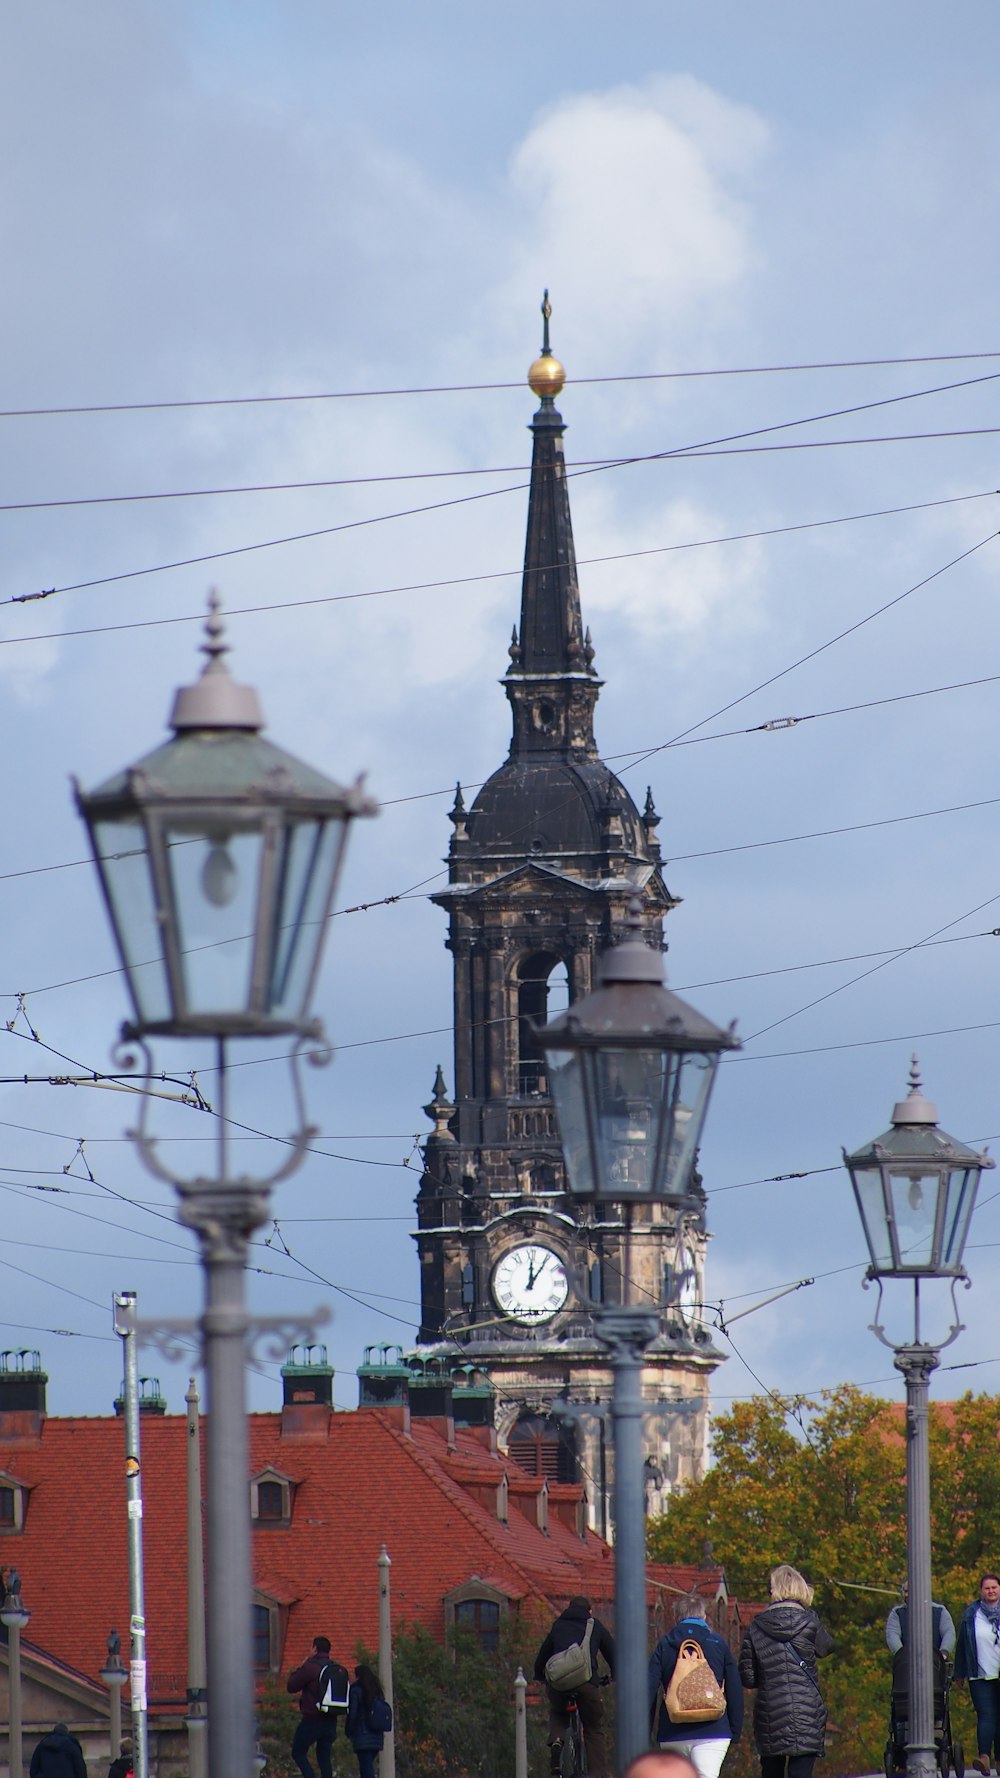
[{"x1": 647, "y1": 1387, "x2": 1000, "y2": 1777}]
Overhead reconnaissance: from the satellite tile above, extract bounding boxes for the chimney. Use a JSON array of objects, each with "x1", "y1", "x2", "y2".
[
  {"x1": 0, "y1": 1349, "x2": 48, "y2": 1441},
  {"x1": 280, "y1": 1345, "x2": 334, "y2": 1440},
  {"x1": 357, "y1": 1345, "x2": 411, "y2": 1433},
  {"x1": 407, "y1": 1357, "x2": 454, "y2": 1448},
  {"x1": 451, "y1": 1366, "x2": 497, "y2": 1452},
  {"x1": 114, "y1": 1376, "x2": 167, "y2": 1417}
]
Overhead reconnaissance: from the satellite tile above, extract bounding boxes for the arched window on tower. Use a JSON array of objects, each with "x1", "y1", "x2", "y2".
[
  {"x1": 508, "y1": 1412, "x2": 578, "y2": 1484},
  {"x1": 461, "y1": 1262, "x2": 476, "y2": 1312},
  {"x1": 516, "y1": 955, "x2": 569, "y2": 1095}
]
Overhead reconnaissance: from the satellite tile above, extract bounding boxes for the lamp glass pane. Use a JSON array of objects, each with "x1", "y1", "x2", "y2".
[
  {"x1": 665, "y1": 1051, "x2": 716, "y2": 1197},
  {"x1": 546, "y1": 1046, "x2": 596, "y2": 1196},
  {"x1": 853, "y1": 1167, "x2": 894, "y2": 1270},
  {"x1": 940, "y1": 1164, "x2": 978, "y2": 1268},
  {"x1": 888, "y1": 1168, "x2": 938, "y2": 1268},
  {"x1": 590, "y1": 1046, "x2": 663, "y2": 1196},
  {"x1": 165, "y1": 821, "x2": 263, "y2": 1016},
  {"x1": 91, "y1": 816, "x2": 171, "y2": 1024},
  {"x1": 267, "y1": 815, "x2": 345, "y2": 1019}
]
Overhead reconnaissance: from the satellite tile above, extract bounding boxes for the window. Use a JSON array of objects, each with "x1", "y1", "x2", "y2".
[
  {"x1": 252, "y1": 1602, "x2": 272, "y2": 1669},
  {"x1": 516, "y1": 955, "x2": 568, "y2": 1095},
  {"x1": 509, "y1": 1414, "x2": 577, "y2": 1484},
  {"x1": 588, "y1": 1259, "x2": 603, "y2": 1302},
  {"x1": 0, "y1": 1473, "x2": 27, "y2": 1532},
  {"x1": 250, "y1": 1469, "x2": 292, "y2": 1526},
  {"x1": 455, "y1": 1599, "x2": 501, "y2": 1653},
  {"x1": 257, "y1": 1480, "x2": 284, "y2": 1521},
  {"x1": 461, "y1": 1263, "x2": 476, "y2": 1311}
]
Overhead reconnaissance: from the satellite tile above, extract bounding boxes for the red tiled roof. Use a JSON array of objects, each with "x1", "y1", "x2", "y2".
[{"x1": 0, "y1": 1405, "x2": 727, "y2": 1708}]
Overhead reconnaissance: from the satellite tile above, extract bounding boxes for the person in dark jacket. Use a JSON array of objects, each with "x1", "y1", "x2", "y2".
[
  {"x1": 649, "y1": 1594, "x2": 744, "y2": 1778},
  {"x1": 886, "y1": 1579, "x2": 955, "y2": 1655},
  {"x1": 738, "y1": 1564, "x2": 833, "y2": 1778},
  {"x1": 108, "y1": 1734, "x2": 134, "y2": 1778},
  {"x1": 287, "y1": 1634, "x2": 346, "y2": 1778},
  {"x1": 346, "y1": 1662, "x2": 388, "y2": 1778},
  {"x1": 534, "y1": 1594, "x2": 616, "y2": 1778},
  {"x1": 953, "y1": 1572, "x2": 1000, "y2": 1774},
  {"x1": 28, "y1": 1722, "x2": 87, "y2": 1778}
]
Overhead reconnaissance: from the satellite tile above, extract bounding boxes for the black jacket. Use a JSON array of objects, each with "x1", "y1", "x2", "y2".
[
  {"x1": 738, "y1": 1603, "x2": 833, "y2": 1757},
  {"x1": 649, "y1": 1618, "x2": 744, "y2": 1743},
  {"x1": 534, "y1": 1601, "x2": 616, "y2": 1684},
  {"x1": 29, "y1": 1731, "x2": 87, "y2": 1778}
]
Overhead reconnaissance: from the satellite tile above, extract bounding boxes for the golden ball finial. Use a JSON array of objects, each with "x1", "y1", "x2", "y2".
[{"x1": 528, "y1": 353, "x2": 566, "y2": 398}]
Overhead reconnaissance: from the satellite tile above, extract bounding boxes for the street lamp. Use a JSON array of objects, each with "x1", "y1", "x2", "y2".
[
  {"x1": 844, "y1": 1058, "x2": 994, "y2": 1778},
  {"x1": 539, "y1": 904, "x2": 738, "y2": 1771},
  {"x1": 100, "y1": 1629, "x2": 128, "y2": 1760},
  {"x1": 2, "y1": 1567, "x2": 30, "y2": 1778},
  {"x1": 75, "y1": 596, "x2": 377, "y2": 1778}
]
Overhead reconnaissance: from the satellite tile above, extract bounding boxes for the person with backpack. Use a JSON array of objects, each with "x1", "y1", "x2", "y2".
[
  {"x1": 346, "y1": 1662, "x2": 392, "y2": 1778},
  {"x1": 533, "y1": 1595, "x2": 616, "y2": 1778},
  {"x1": 287, "y1": 1634, "x2": 349, "y2": 1778},
  {"x1": 648, "y1": 1593, "x2": 744, "y2": 1778},
  {"x1": 107, "y1": 1734, "x2": 134, "y2": 1778}
]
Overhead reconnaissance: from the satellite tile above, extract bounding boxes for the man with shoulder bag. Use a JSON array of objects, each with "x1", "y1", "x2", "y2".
[
  {"x1": 534, "y1": 1595, "x2": 616, "y2": 1778},
  {"x1": 287, "y1": 1634, "x2": 350, "y2": 1778},
  {"x1": 649, "y1": 1594, "x2": 744, "y2": 1778}
]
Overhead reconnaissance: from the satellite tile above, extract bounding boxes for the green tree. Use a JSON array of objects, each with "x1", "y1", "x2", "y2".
[{"x1": 647, "y1": 1387, "x2": 998, "y2": 1777}]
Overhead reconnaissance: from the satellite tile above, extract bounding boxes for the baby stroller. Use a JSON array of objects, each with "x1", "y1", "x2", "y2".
[{"x1": 884, "y1": 1647, "x2": 964, "y2": 1778}]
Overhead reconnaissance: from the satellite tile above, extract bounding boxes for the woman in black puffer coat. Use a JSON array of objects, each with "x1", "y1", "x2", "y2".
[{"x1": 738, "y1": 1564, "x2": 833, "y2": 1778}]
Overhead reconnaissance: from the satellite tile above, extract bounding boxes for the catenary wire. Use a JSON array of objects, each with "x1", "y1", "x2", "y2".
[
  {"x1": 7, "y1": 364, "x2": 998, "y2": 515},
  {"x1": 4, "y1": 348, "x2": 1000, "y2": 417}
]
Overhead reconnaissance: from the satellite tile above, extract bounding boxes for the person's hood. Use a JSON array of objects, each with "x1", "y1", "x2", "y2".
[
  {"x1": 39, "y1": 1732, "x2": 75, "y2": 1749},
  {"x1": 559, "y1": 1601, "x2": 591, "y2": 1625},
  {"x1": 754, "y1": 1603, "x2": 814, "y2": 1642}
]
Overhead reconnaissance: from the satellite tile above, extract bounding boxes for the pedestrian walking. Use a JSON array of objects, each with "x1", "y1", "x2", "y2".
[
  {"x1": 28, "y1": 1722, "x2": 87, "y2": 1778},
  {"x1": 886, "y1": 1579, "x2": 956, "y2": 1655},
  {"x1": 287, "y1": 1633, "x2": 349, "y2": 1778},
  {"x1": 107, "y1": 1734, "x2": 134, "y2": 1778},
  {"x1": 738, "y1": 1563, "x2": 833, "y2": 1778},
  {"x1": 346, "y1": 1662, "x2": 390, "y2": 1778},
  {"x1": 648, "y1": 1593, "x2": 744, "y2": 1778},
  {"x1": 954, "y1": 1572, "x2": 1000, "y2": 1774}
]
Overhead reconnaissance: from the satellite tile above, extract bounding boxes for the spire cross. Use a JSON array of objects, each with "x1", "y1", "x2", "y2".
[{"x1": 541, "y1": 289, "x2": 552, "y2": 356}]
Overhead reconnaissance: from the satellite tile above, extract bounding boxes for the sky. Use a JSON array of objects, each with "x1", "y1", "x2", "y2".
[{"x1": 3, "y1": 2, "x2": 1000, "y2": 1435}]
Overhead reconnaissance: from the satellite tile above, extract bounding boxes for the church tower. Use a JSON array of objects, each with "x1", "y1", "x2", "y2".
[{"x1": 413, "y1": 299, "x2": 722, "y2": 1531}]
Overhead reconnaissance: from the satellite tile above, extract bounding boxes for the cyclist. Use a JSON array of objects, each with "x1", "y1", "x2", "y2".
[{"x1": 534, "y1": 1595, "x2": 616, "y2": 1777}]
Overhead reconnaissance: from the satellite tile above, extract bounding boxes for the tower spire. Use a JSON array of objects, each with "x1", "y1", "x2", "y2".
[{"x1": 517, "y1": 294, "x2": 590, "y2": 679}]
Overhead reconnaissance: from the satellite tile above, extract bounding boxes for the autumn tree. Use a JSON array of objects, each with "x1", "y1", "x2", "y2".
[{"x1": 648, "y1": 1386, "x2": 997, "y2": 1776}]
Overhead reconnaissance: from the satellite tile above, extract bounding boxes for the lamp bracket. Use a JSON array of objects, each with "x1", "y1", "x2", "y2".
[
  {"x1": 865, "y1": 1273, "x2": 968, "y2": 1353},
  {"x1": 117, "y1": 1031, "x2": 331, "y2": 1200},
  {"x1": 549, "y1": 1394, "x2": 702, "y2": 1432},
  {"x1": 133, "y1": 1306, "x2": 331, "y2": 1366}
]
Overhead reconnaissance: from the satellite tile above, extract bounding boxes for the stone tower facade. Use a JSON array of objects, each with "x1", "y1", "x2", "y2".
[{"x1": 412, "y1": 305, "x2": 722, "y2": 1533}]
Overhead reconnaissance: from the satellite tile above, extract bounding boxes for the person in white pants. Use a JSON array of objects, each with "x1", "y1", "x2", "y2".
[{"x1": 648, "y1": 1594, "x2": 744, "y2": 1778}]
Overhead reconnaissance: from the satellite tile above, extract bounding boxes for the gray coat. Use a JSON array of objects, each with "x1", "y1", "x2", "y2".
[{"x1": 738, "y1": 1603, "x2": 833, "y2": 1757}]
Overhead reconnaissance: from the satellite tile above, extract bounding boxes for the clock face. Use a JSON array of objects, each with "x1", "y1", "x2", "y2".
[{"x1": 492, "y1": 1244, "x2": 569, "y2": 1324}]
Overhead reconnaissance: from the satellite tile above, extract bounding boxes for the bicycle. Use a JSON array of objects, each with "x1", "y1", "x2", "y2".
[{"x1": 557, "y1": 1690, "x2": 587, "y2": 1778}]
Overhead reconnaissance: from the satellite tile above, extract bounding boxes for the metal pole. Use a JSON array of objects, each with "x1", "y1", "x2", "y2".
[
  {"x1": 9, "y1": 1614, "x2": 22, "y2": 1778},
  {"x1": 201, "y1": 1231, "x2": 256, "y2": 1778},
  {"x1": 114, "y1": 1292, "x2": 149, "y2": 1778},
  {"x1": 186, "y1": 1375, "x2": 209, "y2": 1778},
  {"x1": 596, "y1": 1306, "x2": 659, "y2": 1775},
  {"x1": 514, "y1": 1666, "x2": 527, "y2": 1778},
  {"x1": 378, "y1": 1545, "x2": 396, "y2": 1778},
  {"x1": 109, "y1": 1677, "x2": 122, "y2": 1759},
  {"x1": 897, "y1": 1333, "x2": 940, "y2": 1778}
]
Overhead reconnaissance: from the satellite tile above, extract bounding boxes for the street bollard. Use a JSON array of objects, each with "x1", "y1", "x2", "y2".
[{"x1": 514, "y1": 1667, "x2": 527, "y2": 1778}]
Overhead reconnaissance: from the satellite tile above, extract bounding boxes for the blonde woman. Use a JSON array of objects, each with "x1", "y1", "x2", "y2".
[{"x1": 738, "y1": 1565, "x2": 833, "y2": 1778}]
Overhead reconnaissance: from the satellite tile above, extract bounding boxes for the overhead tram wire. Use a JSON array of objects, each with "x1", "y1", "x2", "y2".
[
  {"x1": 2, "y1": 485, "x2": 994, "y2": 638},
  {"x1": 4, "y1": 347, "x2": 1000, "y2": 419},
  {"x1": 5, "y1": 364, "x2": 1000, "y2": 517},
  {"x1": 7, "y1": 364, "x2": 1000, "y2": 608}
]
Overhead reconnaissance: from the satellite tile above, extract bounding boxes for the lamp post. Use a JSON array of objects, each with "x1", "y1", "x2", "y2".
[
  {"x1": 100, "y1": 1629, "x2": 128, "y2": 1760},
  {"x1": 2, "y1": 1568, "x2": 30, "y2": 1778},
  {"x1": 539, "y1": 903, "x2": 738, "y2": 1772},
  {"x1": 75, "y1": 596, "x2": 377, "y2": 1778},
  {"x1": 844, "y1": 1058, "x2": 994, "y2": 1778}
]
